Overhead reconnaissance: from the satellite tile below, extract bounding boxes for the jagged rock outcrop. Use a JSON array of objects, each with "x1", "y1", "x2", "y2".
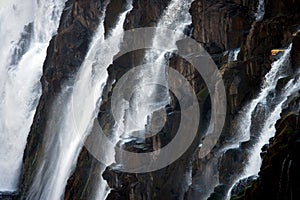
[
  {"x1": 291, "y1": 32, "x2": 300, "y2": 70},
  {"x1": 99, "y1": 1, "x2": 195, "y2": 199},
  {"x1": 17, "y1": 0, "x2": 300, "y2": 199},
  {"x1": 190, "y1": 0, "x2": 256, "y2": 53},
  {"x1": 188, "y1": 0, "x2": 300, "y2": 199},
  {"x1": 124, "y1": 0, "x2": 170, "y2": 29}
]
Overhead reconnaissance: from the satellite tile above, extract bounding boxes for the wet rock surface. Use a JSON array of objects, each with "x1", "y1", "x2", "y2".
[
  {"x1": 187, "y1": 0, "x2": 300, "y2": 199},
  {"x1": 17, "y1": 0, "x2": 300, "y2": 199}
]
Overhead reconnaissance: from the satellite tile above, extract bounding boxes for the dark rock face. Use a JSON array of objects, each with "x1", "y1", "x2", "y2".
[
  {"x1": 187, "y1": 0, "x2": 300, "y2": 199},
  {"x1": 18, "y1": 0, "x2": 300, "y2": 200},
  {"x1": 190, "y1": 0, "x2": 256, "y2": 51},
  {"x1": 124, "y1": 0, "x2": 170, "y2": 29},
  {"x1": 0, "y1": 192, "x2": 18, "y2": 200},
  {"x1": 291, "y1": 32, "x2": 300, "y2": 70},
  {"x1": 219, "y1": 148, "x2": 248, "y2": 185},
  {"x1": 230, "y1": 176, "x2": 257, "y2": 198}
]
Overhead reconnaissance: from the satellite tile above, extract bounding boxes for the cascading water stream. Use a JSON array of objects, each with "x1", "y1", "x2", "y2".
[
  {"x1": 204, "y1": 45, "x2": 292, "y2": 200},
  {"x1": 94, "y1": 1, "x2": 196, "y2": 199},
  {"x1": 227, "y1": 48, "x2": 240, "y2": 62},
  {"x1": 27, "y1": 2, "x2": 132, "y2": 199},
  {"x1": 227, "y1": 76, "x2": 300, "y2": 199},
  {"x1": 0, "y1": 0, "x2": 65, "y2": 192},
  {"x1": 244, "y1": 78, "x2": 300, "y2": 176},
  {"x1": 115, "y1": 0, "x2": 194, "y2": 147},
  {"x1": 226, "y1": 45, "x2": 299, "y2": 199},
  {"x1": 98, "y1": 0, "x2": 195, "y2": 197},
  {"x1": 95, "y1": 3, "x2": 134, "y2": 200},
  {"x1": 233, "y1": 45, "x2": 292, "y2": 144},
  {"x1": 255, "y1": 0, "x2": 265, "y2": 21}
]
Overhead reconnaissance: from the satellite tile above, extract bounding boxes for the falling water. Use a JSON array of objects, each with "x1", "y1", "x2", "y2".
[
  {"x1": 227, "y1": 76, "x2": 300, "y2": 199},
  {"x1": 95, "y1": 3, "x2": 134, "y2": 200},
  {"x1": 226, "y1": 45, "x2": 298, "y2": 199},
  {"x1": 220, "y1": 48, "x2": 292, "y2": 196},
  {"x1": 142, "y1": 0, "x2": 194, "y2": 113},
  {"x1": 116, "y1": 0, "x2": 194, "y2": 141},
  {"x1": 98, "y1": 0, "x2": 195, "y2": 198},
  {"x1": 26, "y1": 1, "x2": 132, "y2": 199},
  {"x1": 255, "y1": 0, "x2": 265, "y2": 21},
  {"x1": 0, "y1": 0, "x2": 65, "y2": 192},
  {"x1": 235, "y1": 45, "x2": 292, "y2": 143},
  {"x1": 244, "y1": 77, "x2": 300, "y2": 175},
  {"x1": 228, "y1": 48, "x2": 240, "y2": 62},
  {"x1": 92, "y1": 0, "x2": 196, "y2": 198}
]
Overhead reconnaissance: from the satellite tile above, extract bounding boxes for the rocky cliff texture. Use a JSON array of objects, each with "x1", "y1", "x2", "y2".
[
  {"x1": 199, "y1": 0, "x2": 300, "y2": 198},
  {"x1": 17, "y1": 0, "x2": 300, "y2": 200},
  {"x1": 229, "y1": 32, "x2": 300, "y2": 200}
]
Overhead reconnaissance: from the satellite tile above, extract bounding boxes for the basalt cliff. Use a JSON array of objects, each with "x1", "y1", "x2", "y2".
[{"x1": 5, "y1": 0, "x2": 300, "y2": 200}]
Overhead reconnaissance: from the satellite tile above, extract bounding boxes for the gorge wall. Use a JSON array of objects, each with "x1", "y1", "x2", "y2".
[{"x1": 15, "y1": 0, "x2": 300, "y2": 200}]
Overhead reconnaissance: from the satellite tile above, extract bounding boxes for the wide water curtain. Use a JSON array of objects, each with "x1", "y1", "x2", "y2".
[{"x1": 0, "y1": 0, "x2": 65, "y2": 192}]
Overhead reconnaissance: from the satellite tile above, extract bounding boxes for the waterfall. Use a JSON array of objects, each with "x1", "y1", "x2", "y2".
[
  {"x1": 94, "y1": 0, "x2": 196, "y2": 197},
  {"x1": 228, "y1": 76, "x2": 300, "y2": 199},
  {"x1": 244, "y1": 77, "x2": 300, "y2": 175},
  {"x1": 95, "y1": 3, "x2": 134, "y2": 200},
  {"x1": 226, "y1": 44, "x2": 300, "y2": 199},
  {"x1": 234, "y1": 45, "x2": 292, "y2": 144},
  {"x1": 0, "y1": 0, "x2": 65, "y2": 192},
  {"x1": 115, "y1": 0, "x2": 194, "y2": 148},
  {"x1": 228, "y1": 48, "x2": 240, "y2": 62},
  {"x1": 279, "y1": 157, "x2": 293, "y2": 198},
  {"x1": 140, "y1": 0, "x2": 194, "y2": 127},
  {"x1": 255, "y1": 0, "x2": 265, "y2": 21},
  {"x1": 221, "y1": 46, "x2": 292, "y2": 200},
  {"x1": 279, "y1": 157, "x2": 289, "y2": 197},
  {"x1": 87, "y1": 1, "x2": 196, "y2": 199},
  {"x1": 27, "y1": 1, "x2": 132, "y2": 199}
]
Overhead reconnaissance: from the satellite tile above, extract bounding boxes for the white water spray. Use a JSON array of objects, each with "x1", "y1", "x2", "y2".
[
  {"x1": 226, "y1": 45, "x2": 297, "y2": 199},
  {"x1": 101, "y1": 0, "x2": 195, "y2": 198},
  {"x1": 27, "y1": 2, "x2": 133, "y2": 199},
  {"x1": 0, "y1": 0, "x2": 65, "y2": 192},
  {"x1": 245, "y1": 78, "x2": 300, "y2": 176},
  {"x1": 228, "y1": 48, "x2": 240, "y2": 62},
  {"x1": 235, "y1": 45, "x2": 292, "y2": 143},
  {"x1": 95, "y1": 3, "x2": 134, "y2": 200},
  {"x1": 227, "y1": 76, "x2": 300, "y2": 199},
  {"x1": 255, "y1": 0, "x2": 265, "y2": 21},
  {"x1": 116, "y1": 0, "x2": 194, "y2": 141}
]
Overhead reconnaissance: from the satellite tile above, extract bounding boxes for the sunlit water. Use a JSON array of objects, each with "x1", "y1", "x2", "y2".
[{"x1": 0, "y1": 0, "x2": 65, "y2": 192}]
